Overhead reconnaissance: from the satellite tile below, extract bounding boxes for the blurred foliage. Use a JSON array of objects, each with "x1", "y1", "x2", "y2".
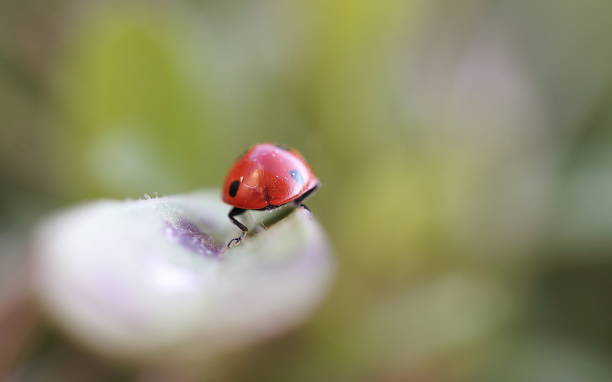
[{"x1": 2, "y1": 0, "x2": 612, "y2": 380}]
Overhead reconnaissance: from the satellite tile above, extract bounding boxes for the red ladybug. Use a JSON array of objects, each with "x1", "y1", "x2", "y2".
[{"x1": 222, "y1": 143, "x2": 319, "y2": 247}]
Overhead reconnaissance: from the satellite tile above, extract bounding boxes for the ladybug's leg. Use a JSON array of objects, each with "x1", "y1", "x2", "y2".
[
  {"x1": 293, "y1": 184, "x2": 318, "y2": 212},
  {"x1": 296, "y1": 203, "x2": 311, "y2": 212},
  {"x1": 227, "y1": 207, "x2": 248, "y2": 248}
]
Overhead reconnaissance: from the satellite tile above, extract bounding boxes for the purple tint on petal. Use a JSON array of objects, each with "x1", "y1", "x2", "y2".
[{"x1": 165, "y1": 218, "x2": 224, "y2": 257}]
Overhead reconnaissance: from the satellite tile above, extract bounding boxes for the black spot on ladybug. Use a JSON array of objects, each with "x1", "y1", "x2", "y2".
[
  {"x1": 274, "y1": 144, "x2": 291, "y2": 152},
  {"x1": 229, "y1": 180, "x2": 240, "y2": 197},
  {"x1": 289, "y1": 169, "x2": 304, "y2": 184}
]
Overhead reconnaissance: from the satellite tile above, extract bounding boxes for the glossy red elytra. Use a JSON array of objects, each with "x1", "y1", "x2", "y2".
[{"x1": 222, "y1": 143, "x2": 319, "y2": 247}]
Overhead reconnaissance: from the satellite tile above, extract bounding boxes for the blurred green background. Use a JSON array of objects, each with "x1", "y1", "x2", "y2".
[{"x1": 2, "y1": 0, "x2": 612, "y2": 380}]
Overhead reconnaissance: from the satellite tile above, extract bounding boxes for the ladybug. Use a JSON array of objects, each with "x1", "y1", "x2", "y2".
[{"x1": 222, "y1": 143, "x2": 319, "y2": 247}]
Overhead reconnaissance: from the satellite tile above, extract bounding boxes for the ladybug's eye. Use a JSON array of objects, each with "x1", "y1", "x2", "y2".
[
  {"x1": 228, "y1": 180, "x2": 240, "y2": 197},
  {"x1": 289, "y1": 169, "x2": 304, "y2": 184}
]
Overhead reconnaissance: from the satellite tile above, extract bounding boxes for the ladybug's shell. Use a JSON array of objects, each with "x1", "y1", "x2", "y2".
[{"x1": 222, "y1": 143, "x2": 319, "y2": 210}]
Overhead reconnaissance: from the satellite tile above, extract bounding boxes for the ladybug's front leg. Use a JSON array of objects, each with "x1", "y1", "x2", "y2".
[{"x1": 227, "y1": 207, "x2": 248, "y2": 247}]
